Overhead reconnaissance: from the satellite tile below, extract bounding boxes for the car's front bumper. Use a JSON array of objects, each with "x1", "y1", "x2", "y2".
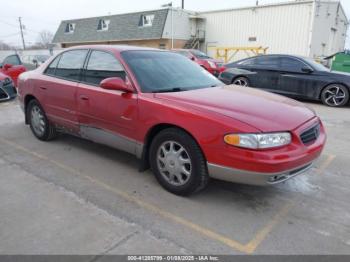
[
  {"x1": 205, "y1": 117, "x2": 326, "y2": 186},
  {"x1": 208, "y1": 161, "x2": 314, "y2": 185},
  {"x1": 0, "y1": 81, "x2": 17, "y2": 102}
]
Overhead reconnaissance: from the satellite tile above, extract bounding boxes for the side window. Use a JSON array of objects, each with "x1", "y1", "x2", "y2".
[
  {"x1": 281, "y1": 58, "x2": 305, "y2": 72},
  {"x1": 55, "y1": 50, "x2": 88, "y2": 81},
  {"x1": 4, "y1": 55, "x2": 21, "y2": 66},
  {"x1": 45, "y1": 55, "x2": 61, "y2": 76},
  {"x1": 84, "y1": 50, "x2": 126, "y2": 86},
  {"x1": 255, "y1": 56, "x2": 280, "y2": 69}
]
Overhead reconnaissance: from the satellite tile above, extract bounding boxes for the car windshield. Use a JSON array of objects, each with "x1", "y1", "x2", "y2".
[
  {"x1": 191, "y1": 50, "x2": 212, "y2": 59},
  {"x1": 303, "y1": 57, "x2": 330, "y2": 72},
  {"x1": 121, "y1": 51, "x2": 222, "y2": 93}
]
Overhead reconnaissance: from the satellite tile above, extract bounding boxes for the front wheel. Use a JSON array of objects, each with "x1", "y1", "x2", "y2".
[
  {"x1": 321, "y1": 84, "x2": 349, "y2": 107},
  {"x1": 27, "y1": 99, "x2": 57, "y2": 141},
  {"x1": 149, "y1": 128, "x2": 209, "y2": 196}
]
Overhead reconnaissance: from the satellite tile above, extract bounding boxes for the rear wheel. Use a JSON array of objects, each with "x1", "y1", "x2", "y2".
[
  {"x1": 149, "y1": 128, "x2": 209, "y2": 196},
  {"x1": 27, "y1": 99, "x2": 57, "y2": 141},
  {"x1": 232, "y1": 77, "x2": 250, "y2": 87},
  {"x1": 321, "y1": 84, "x2": 349, "y2": 107}
]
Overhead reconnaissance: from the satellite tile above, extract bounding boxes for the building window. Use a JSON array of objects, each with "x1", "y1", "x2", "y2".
[
  {"x1": 97, "y1": 19, "x2": 110, "y2": 31},
  {"x1": 248, "y1": 36, "x2": 257, "y2": 42},
  {"x1": 159, "y1": 43, "x2": 166, "y2": 49},
  {"x1": 65, "y1": 23, "x2": 75, "y2": 34},
  {"x1": 139, "y1": 14, "x2": 155, "y2": 27}
]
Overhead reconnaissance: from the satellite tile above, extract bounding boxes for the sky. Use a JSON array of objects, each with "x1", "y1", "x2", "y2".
[{"x1": 0, "y1": 0, "x2": 349, "y2": 47}]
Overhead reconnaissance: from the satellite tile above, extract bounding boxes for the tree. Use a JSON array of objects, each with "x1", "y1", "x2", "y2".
[
  {"x1": 0, "y1": 41, "x2": 15, "y2": 50},
  {"x1": 36, "y1": 30, "x2": 54, "y2": 49}
]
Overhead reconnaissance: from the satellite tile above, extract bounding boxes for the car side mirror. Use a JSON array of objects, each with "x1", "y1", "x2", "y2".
[
  {"x1": 301, "y1": 66, "x2": 313, "y2": 73},
  {"x1": 100, "y1": 77, "x2": 134, "y2": 93},
  {"x1": 3, "y1": 64, "x2": 13, "y2": 70}
]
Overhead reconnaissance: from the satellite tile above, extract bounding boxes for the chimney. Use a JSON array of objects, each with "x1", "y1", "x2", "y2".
[{"x1": 182, "y1": 0, "x2": 184, "y2": 9}]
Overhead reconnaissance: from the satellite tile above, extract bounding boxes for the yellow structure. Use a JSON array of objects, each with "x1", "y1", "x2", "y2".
[{"x1": 209, "y1": 46, "x2": 269, "y2": 63}]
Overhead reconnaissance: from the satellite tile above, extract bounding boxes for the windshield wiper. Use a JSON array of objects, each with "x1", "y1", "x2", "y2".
[{"x1": 152, "y1": 88, "x2": 186, "y2": 93}]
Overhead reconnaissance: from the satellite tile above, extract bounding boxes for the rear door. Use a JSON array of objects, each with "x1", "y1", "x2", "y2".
[
  {"x1": 250, "y1": 56, "x2": 281, "y2": 91},
  {"x1": 77, "y1": 50, "x2": 138, "y2": 155},
  {"x1": 38, "y1": 49, "x2": 88, "y2": 133}
]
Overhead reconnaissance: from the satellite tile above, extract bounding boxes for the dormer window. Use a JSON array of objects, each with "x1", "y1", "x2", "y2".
[
  {"x1": 139, "y1": 14, "x2": 154, "y2": 27},
  {"x1": 97, "y1": 19, "x2": 110, "y2": 31},
  {"x1": 65, "y1": 23, "x2": 75, "y2": 34}
]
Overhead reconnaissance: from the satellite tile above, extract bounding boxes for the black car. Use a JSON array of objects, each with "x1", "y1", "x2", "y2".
[
  {"x1": 0, "y1": 74, "x2": 16, "y2": 102},
  {"x1": 219, "y1": 54, "x2": 350, "y2": 107}
]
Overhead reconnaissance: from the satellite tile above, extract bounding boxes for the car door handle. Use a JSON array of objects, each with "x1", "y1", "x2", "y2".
[
  {"x1": 39, "y1": 86, "x2": 47, "y2": 90},
  {"x1": 80, "y1": 95, "x2": 89, "y2": 101}
]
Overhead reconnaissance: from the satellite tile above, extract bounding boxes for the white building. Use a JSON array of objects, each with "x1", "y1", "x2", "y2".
[
  {"x1": 201, "y1": 0, "x2": 348, "y2": 60},
  {"x1": 52, "y1": 0, "x2": 348, "y2": 61}
]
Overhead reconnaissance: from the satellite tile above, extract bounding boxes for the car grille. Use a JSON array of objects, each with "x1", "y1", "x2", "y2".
[
  {"x1": 0, "y1": 78, "x2": 15, "y2": 101},
  {"x1": 300, "y1": 124, "x2": 320, "y2": 145},
  {"x1": 0, "y1": 86, "x2": 9, "y2": 100}
]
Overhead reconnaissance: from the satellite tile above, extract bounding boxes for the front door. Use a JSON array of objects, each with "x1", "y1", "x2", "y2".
[
  {"x1": 279, "y1": 57, "x2": 316, "y2": 99},
  {"x1": 77, "y1": 50, "x2": 139, "y2": 155}
]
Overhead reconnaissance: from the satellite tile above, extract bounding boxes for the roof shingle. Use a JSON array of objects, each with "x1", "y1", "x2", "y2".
[{"x1": 53, "y1": 9, "x2": 169, "y2": 44}]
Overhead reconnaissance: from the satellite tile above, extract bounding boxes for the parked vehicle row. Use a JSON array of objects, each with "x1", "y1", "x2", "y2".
[
  {"x1": 219, "y1": 54, "x2": 350, "y2": 107},
  {"x1": 18, "y1": 46, "x2": 326, "y2": 196}
]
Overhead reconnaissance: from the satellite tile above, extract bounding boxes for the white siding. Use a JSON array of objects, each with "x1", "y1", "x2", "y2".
[
  {"x1": 310, "y1": 1, "x2": 348, "y2": 57},
  {"x1": 202, "y1": 2, "x2": 314, "y2": 60},
  {"x1": 162, "y1": 9, "x2": 193, "y2": 40}
]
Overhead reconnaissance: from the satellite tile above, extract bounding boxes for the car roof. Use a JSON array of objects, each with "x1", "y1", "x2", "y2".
[
  {"x1": 66, "y1": 45, "x2": 161, "y2": 53},
  {"x1": 233, "y1": 54, "x2": 310, "y2": 64},
  {"x1": 243, "y1": 54, "x2": 307, "y2": 60}
]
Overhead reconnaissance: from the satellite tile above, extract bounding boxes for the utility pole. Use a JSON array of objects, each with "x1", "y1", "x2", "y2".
[{"x1": 18, "y1": 17, "x2": 26, "y2": 50}]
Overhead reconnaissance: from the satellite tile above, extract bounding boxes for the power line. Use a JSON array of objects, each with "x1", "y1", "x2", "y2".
[
  {"x1": 0, "y1": 19, "x2": 18, "y2": 28},
  {"x1": 0, "y1": 32, "x2": 20, "y2": 38}
]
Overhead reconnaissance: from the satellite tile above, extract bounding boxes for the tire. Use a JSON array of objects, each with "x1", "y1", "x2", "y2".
[
  {"x1": 149, "y1": 128, "x2": 209, "y2": 196},
  {"x1": 232, "y1": 76, "x2": 250, "y2": 87},
  {"x1": 321, "y1": 84, "x2": 349, "y2": 107},
  {"x1": 27, "y1": 99, "x2": 57, "y2": 141}
]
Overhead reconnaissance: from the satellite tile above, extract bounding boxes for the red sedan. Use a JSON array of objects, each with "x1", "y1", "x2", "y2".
[
  {"x1": 172, "y1": 49, "x2": 225, "y2": 76},
  {"x1": 18, "y1": 45, "x2": 326, "y2": 195},
  {"x1": 0, "y1": 54, "x2": 27, "y2": 86}
]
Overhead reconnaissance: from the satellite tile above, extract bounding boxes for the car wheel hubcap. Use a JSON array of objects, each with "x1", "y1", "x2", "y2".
[
  {"x1": 157, "y1": 141, "x2": 192, "y2": 186},
  {"x1": 31, "y1": 105, "x2": 46, "y2": 136},
  {"x1": 234, "y1": 78, "x2": 248, "y2": 86},
  {"x1": 324, "y1": 86, "x2": 346, "y2": 106}
]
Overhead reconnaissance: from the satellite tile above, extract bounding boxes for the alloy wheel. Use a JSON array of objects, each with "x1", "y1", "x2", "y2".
[
  {"x1": 323, "y1": 85, "x2": 347, "y2": 106},
  {"x1": 233, "y1": 77, "x2": 249, "y2": 86}
]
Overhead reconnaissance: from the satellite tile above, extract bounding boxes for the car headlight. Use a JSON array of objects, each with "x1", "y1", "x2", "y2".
[
  {"x1": 207, "y1": 61, "x2": 216, "y2": 68},
  {"x1": 224, "y1": 132, "x2": 292, "y2": 149}
]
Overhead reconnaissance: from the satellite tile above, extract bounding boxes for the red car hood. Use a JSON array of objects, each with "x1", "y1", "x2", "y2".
[{"x1": 155, "y1": 85, "x2": 316, "y2": 132}]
